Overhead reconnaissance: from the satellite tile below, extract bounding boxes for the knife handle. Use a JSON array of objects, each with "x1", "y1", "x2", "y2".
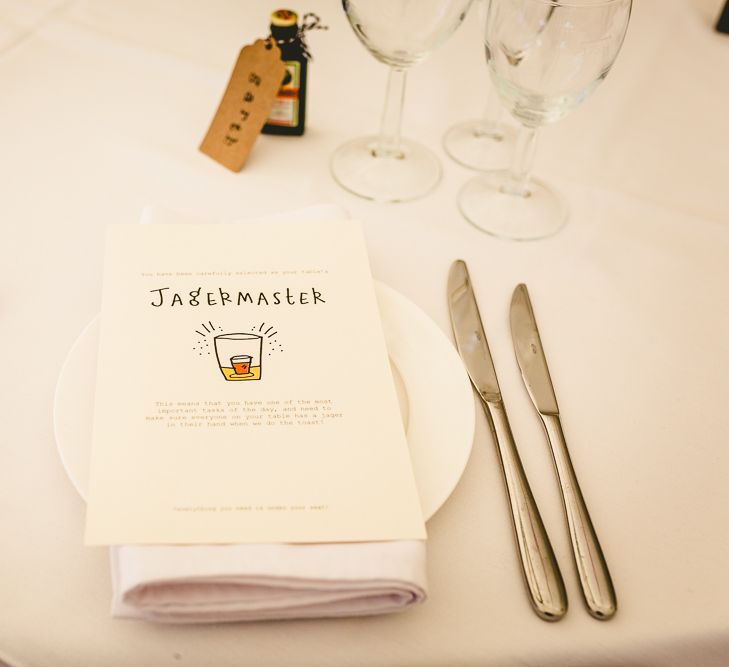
[
  {"x1": 484, "y1": 398, "x2": 567, "y2": 621},
  {"x1": 541, "y1": 413, "x2": 617, "y2": 620}
]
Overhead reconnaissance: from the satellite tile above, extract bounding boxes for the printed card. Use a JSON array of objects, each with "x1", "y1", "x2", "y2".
[{"x1": 85, "y1": 220, "x2": 426, "y2": 545}]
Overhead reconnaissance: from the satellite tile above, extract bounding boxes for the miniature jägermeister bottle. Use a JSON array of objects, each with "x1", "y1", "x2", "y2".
[{"x1": 262, "y1": 10, "x2": 308, "y2": 136}]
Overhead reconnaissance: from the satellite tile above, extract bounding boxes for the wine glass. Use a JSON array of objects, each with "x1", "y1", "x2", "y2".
[
  {"x1": 459, "y1": 0, "x2": 632, "y2": 240},
  {"x1": 443, "y1": 0, "x2": 516, "y2": 171},
  {"x1": 331, "y1": 0, "x2": 473, "y2": 203},
  {"x1": 443, "y1": 87, "x2": 517, "y2": 171}
]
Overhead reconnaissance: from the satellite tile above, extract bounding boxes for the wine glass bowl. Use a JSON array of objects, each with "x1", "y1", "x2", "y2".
[
  {"x1": 459, "y1": 0, "x2": 632, "y2": 239},
  {"x1": 486, "y1": 0, "x2": 631, "y2": 127},
  {"x1": 344, "y1": 0, "x2": 472, "y2": 68}
]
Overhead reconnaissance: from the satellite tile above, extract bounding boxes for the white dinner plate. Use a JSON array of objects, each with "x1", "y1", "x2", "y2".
[{"x1": 53, "y1": 281, "x2": 475, "y2": 521}]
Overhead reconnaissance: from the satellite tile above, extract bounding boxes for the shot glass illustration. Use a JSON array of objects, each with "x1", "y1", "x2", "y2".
[
  {"x1": 231, "y1": 355, "x2": 252, "y2": 376},
  {"x1": 214, "y1": 333, "x2": 263, "y2": 381}
]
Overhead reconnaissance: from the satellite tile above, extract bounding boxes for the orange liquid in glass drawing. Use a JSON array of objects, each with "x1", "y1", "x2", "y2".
[
  {"x1": 232, "y1": 357, "x2": 251, "y2": 375},
  {"x1": 221, "y1": 353, "x2": 259, "y2": 380}
]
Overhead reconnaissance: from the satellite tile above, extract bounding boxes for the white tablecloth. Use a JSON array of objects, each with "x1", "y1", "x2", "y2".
[{"x1": 1, "y1": 1, "x2": 729, "y2": 665}]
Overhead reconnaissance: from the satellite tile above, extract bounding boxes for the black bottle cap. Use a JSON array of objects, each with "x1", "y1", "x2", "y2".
[{"x1": 717, "y1": 1, "x2": 729, "y2": 33}]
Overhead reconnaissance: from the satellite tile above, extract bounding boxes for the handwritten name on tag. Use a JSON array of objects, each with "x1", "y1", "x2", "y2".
[{"x1": 200, "y1": 39, "x2": 286, "y2": 172}]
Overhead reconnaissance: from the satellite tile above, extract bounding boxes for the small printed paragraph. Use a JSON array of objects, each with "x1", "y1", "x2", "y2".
[{"x1": 145, "y1": 398, "x2": 343, "y2": 429}]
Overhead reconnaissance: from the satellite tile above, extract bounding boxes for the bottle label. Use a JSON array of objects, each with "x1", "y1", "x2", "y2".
[{"x1": 266, "y1": 60, "x2": 300, "y2": 127}]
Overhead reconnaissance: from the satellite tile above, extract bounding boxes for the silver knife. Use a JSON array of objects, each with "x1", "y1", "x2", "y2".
[
  {"x1": 448, "y1": 260, "x2": 567, "y2": 621},
  {"x1": 510, "y1": 283, "x2": 617, "y2": 620}
]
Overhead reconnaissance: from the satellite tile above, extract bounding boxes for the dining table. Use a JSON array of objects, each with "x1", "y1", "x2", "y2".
[{"x1": 2, "y1": 0, "x2": 729, "y2": 665}]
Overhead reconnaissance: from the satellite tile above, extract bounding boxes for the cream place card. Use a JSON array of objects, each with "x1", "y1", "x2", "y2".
[{"x1": 85, "y1": 220, "x2": 426, "y2": 545}]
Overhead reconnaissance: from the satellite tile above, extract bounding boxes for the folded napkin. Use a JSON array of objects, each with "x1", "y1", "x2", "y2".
[
  {"x1": 110, "y1": 204, "x2": 427, "y2": 623},
  {"x1": 112, "y1": 541, "x2": 426, "y2": 623}
]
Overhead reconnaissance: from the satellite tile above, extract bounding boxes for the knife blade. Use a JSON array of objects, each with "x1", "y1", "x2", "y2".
[
  {"x1": 510, "y1": 283, "x2": 617, "y2": 620},
  {"x1": 448, "y1": 260, "x2": 567, "y2": 621}
]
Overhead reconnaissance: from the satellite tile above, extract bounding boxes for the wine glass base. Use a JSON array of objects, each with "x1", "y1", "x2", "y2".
[
  {"x1": 330, "y1": 135, "x2": 441, "y2": 203},
  {"x1": 443, "y1": 120, "x2": 516, "y2": 171},
  {"x1": 458, "y1": 170, "x2": 568, "y2": 241}
]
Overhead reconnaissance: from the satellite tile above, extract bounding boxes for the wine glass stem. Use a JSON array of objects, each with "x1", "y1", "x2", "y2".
[
  {"x1": 376, "y1": 67, "x2": 407, "y2": 159},
  {"x1": 507, "y1": 124, "x2": 539, "y2": 197},
  {"x1": 477, "y1": 83, "x2": 504, "y2": 140}
]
